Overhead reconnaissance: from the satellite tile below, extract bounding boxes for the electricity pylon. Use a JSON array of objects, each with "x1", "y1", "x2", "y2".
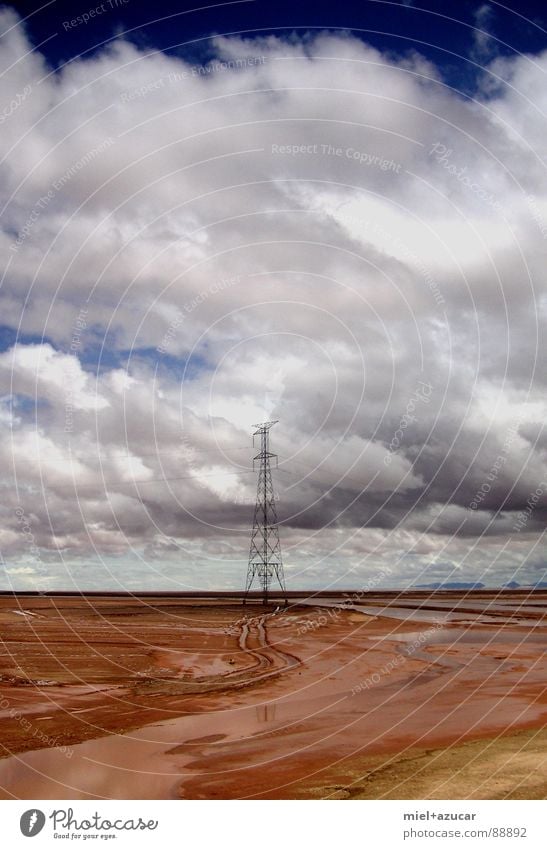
[{"x1": 245, "y1": 421, "x2": 286, "y2": 604}]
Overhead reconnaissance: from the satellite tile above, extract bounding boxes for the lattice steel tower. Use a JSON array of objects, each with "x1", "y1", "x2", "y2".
[{"x1": 245, "y1": 420, "x2": 286, "y2": 603}]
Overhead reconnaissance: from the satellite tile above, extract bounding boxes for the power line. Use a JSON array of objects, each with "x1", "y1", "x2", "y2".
[
  {"x1": 22, "y1": 468, "x2": 256, "y2": 493},
  {"x1": 279, "y1": 457, "x2": 369, "y2": 490},
  {"x1": 6, "y1": 432, "x2": 251, "y2": 458},
  {"x1": 7, "y1": 458, "x2": 369, "y2": 495}
]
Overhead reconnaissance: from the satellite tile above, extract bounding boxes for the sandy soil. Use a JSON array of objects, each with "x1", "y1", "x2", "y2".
[{"x1": 0, "y1": 591, "x2": 545, "y2": 799}]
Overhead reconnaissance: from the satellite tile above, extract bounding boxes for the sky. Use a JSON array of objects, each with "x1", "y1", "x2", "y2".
[{"x1": 0, "y1": 0, "x2": 546, "y2": 590}]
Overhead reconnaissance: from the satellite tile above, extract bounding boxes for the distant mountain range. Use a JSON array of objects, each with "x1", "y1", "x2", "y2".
[
  {"x1": 415, "y1": 582, "x2": 485, "y2": 589},
  {"x1": 415, "y1": 581, "x2": 547, "y2": 589},
  {"x1": 502, "y1": 581, "x2": 547, "y2": 589}
]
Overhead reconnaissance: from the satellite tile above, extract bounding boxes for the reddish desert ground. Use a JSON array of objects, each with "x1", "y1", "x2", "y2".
[{"x1": 0, "y1": 591, "x2": 545, "y2": 799}]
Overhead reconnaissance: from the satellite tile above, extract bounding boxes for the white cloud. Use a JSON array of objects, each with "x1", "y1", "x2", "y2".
[{"x1": 0, "y1": 12, "x2": 546, "y2": 588}]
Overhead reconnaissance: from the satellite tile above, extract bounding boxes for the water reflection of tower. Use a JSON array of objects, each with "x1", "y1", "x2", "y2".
[{"x1": 256, "y1": 702, "x2": 276, "y2": 723}]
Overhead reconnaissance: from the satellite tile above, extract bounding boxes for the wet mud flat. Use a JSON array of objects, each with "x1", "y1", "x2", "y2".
[{"x1": 0, "y1": 591, "x2": 545, "y2": 799}]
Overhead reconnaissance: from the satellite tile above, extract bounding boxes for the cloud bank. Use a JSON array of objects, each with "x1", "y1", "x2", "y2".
[{"x1": 0, "y1": 8, "x2": 546, "y2": 588}]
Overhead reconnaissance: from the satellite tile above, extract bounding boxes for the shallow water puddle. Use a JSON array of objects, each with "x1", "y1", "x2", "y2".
[{"x1": 0, "y1": 696, "x2": 292, "y2": 799}]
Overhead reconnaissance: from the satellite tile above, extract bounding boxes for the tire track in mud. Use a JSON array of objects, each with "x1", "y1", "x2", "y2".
[
  {"x1": 223, "y1": 615, "x2": 300, "y2": 688},
  {"x1": 135, "y1": 615, "x2": 299, "y2": 696}
]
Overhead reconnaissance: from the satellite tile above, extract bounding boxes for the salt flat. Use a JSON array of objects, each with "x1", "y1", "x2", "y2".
[{"x1": 0, "y1": 591, "x2": 545, "y2": 799}]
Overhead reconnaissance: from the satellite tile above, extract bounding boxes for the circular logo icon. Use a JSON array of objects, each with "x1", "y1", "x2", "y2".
[{"x1": 20, "y1": 810, "x2": 46, "y2": 837}]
